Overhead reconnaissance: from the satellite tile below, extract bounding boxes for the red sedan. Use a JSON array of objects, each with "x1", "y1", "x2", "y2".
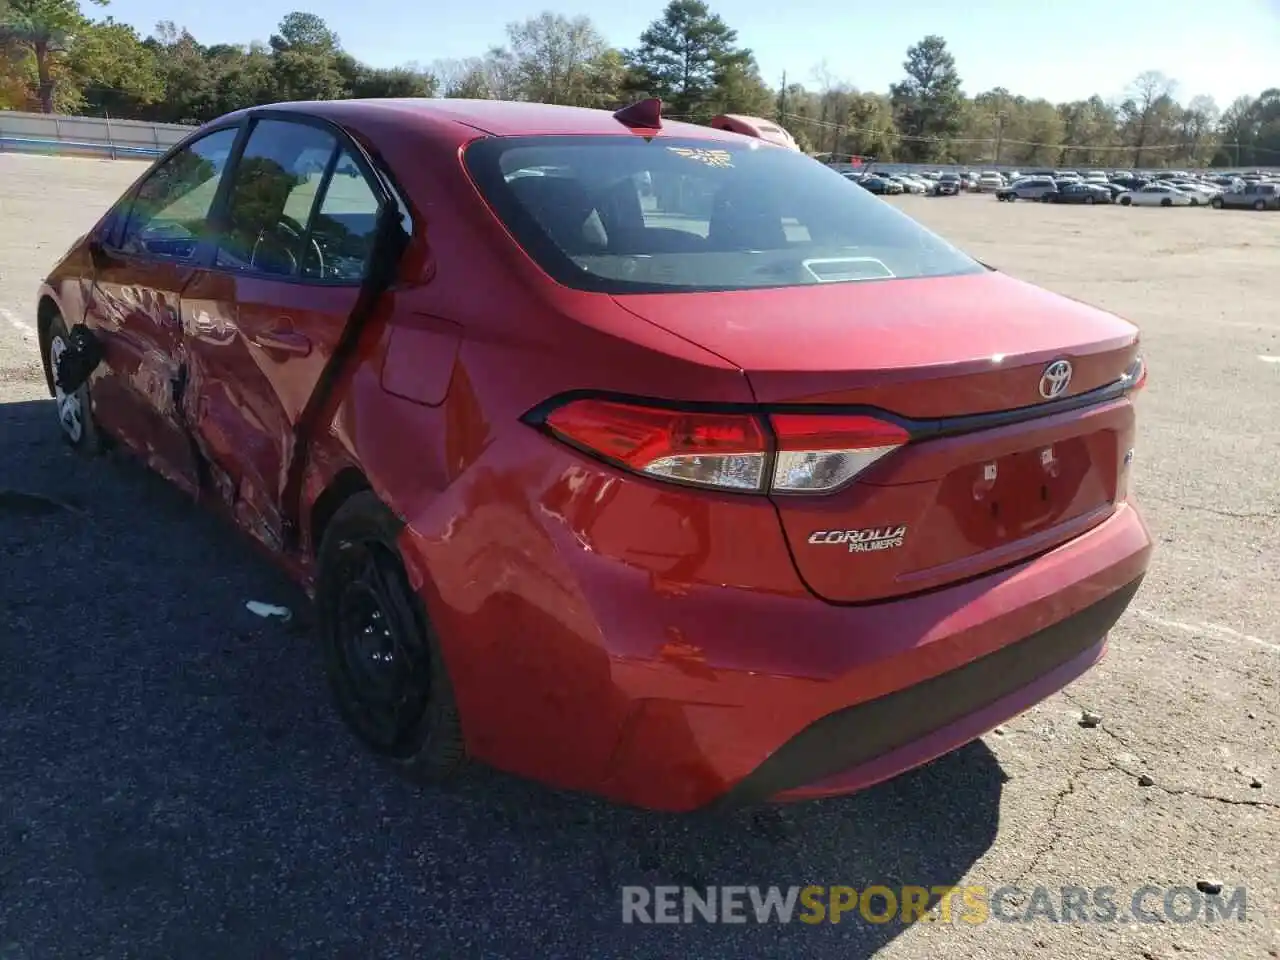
[{"x1": 35, "y1": 97, "x2": 1151, "y2": 811}]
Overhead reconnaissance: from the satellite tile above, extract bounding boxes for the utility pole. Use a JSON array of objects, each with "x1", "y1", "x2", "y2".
[
  {"x1": 992, "y1": 90, "x2": 1008, "y2": 167},
  {"x1": 777, "y1": 71, "x2": 787, "y2": 121}
]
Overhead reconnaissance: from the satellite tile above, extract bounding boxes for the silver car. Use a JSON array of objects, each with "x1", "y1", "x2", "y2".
[
  {"x1": 1212, "y1": 182, "x2": 1280, "y2": 211},
  {"x1": 995, "y1": 176, "x2": 1058, "y2": 202}
]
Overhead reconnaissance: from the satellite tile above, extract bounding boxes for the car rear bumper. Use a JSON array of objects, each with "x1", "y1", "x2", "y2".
[
  {"x1": 588, "y1": 504, "x2": 1149, "y2": 810},
  {"x1": 403, "y1": 469, "x2": 1151, "y2": 811},
  {"x1": 728, "y1": 575, "x2": 1138, "y2": 804}
]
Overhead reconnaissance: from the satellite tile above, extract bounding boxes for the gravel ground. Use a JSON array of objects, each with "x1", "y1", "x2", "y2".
[{"x1": 0, "y1": 154, "x2": 1276, "y2": 960}]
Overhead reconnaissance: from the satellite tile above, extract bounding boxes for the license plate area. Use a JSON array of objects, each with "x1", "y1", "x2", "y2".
[{"x1": 944, "y1": 435, "x2": 1112, "y2": 548}]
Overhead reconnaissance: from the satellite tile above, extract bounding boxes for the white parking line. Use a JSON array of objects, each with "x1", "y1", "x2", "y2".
[
  {"x1": 1260, "y1": 355, "x2": 1280, "y2": 364},
  {"x1": 0, "y1": 306, "x2": 36, "y2": 340},
  {"x1": 1131, "y1": 607, "x2": 1280, "y2": 654}
]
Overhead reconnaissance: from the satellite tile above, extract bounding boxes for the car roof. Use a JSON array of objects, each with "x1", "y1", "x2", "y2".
[{"x1": 219, "y1": 97, "x2": 749, "y2": 145}]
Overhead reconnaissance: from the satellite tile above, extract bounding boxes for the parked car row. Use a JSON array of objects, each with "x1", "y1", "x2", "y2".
[
  {"x1": 986, "y1": 169, "x2": 1280, "y2": 210},
  {"x1": 841, "y1": 165, "x2": 1279, "y2": 208},
  {"x1": 842, "y1": 169, "x2": 972, "y2": 197}
]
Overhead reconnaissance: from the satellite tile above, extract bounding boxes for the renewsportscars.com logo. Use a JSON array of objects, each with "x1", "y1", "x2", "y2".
[{"x1": 621, "y1": 885, "x2": 1248, "y2": 925}]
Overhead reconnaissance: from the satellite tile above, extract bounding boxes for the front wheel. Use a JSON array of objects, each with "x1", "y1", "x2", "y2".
[
  {"x1": 1254, "y1": 199, "x2": 1266, "y2": 211},
  {"x1": 45, "y1": 312, "x2": 105, "y2": 456},
  {"x1": 1120, "y1": 196, "x2": 1132, "y2": 206},
  {"x1": 1161, "y1": 198, "x2": 1173, "y2": 207},
  {"x1": 316, "y1": 491, "x2": 467, "y2": 782},
  {"x1": 1086, "y1": 196, "x2": 1096, "y2": 205},
  {"x1": 1211, "y1": 196, "x2": 1223, "y2": 209}
]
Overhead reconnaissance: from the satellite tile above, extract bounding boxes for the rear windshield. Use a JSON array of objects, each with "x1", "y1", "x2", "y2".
[{"x1": 464, "y1": 135, "x2": 983, "y2": 294}]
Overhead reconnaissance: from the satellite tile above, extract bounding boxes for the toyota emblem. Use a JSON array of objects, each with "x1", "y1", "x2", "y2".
[{"x1": 1039, "y1": 359, "x2": 1073, "y2": 399}]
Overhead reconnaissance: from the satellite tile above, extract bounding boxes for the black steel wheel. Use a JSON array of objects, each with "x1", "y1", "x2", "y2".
[{"x1": 317, "y1": 492, "x2": 466, "y2": 779}]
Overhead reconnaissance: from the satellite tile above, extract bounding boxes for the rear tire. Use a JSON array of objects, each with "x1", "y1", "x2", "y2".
[
  {"x1": 1211, "y1": 196, "x2": 1223, "y2": 209},
  {"x1": 45, "y1": 312, "x2": 105, "y2": 456},
  {"x1": 1161, "y1": 198, "x2": 1173, "y2": 207},
  {"x1": 1254, "y1": 199, "x2": 1266, "y2": 211},
  {"x1": 1120, "y1": 196, "x2": 1132, "y2": 206},
  {"x1": 1087, "y1": 196, "x2": 1096, "y2": 204},
  {"x1": 316, "y1": 491, "x2": 467, "y2": 782}
]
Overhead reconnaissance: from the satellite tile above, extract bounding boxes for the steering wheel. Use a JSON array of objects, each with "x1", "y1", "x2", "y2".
[{"x1": 250, "y1": 215, "x2": 325, "y2": 277}]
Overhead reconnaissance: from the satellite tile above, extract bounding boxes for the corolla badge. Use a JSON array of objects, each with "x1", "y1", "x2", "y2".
[
  {"x1": 808, "y1": 526, "x2": 908, "y2": 553},
  {"x1": 1039, "y1": 359, "x2": 1073, "y2": 399}
]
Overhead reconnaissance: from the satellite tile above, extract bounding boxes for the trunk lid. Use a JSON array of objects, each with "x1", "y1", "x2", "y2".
[{"x1": 613, "y1": 271, "x2": 1140, "y2": 602}]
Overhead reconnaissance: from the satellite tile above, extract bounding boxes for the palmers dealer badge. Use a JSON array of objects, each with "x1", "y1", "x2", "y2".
[{"x1": 807, "y1": 526, "x2": 908, "y2": 553}]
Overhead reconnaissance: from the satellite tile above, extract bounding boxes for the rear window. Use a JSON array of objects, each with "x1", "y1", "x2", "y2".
[{"x1": 464, "y1": 135, "x2": 983, "y2": 294}]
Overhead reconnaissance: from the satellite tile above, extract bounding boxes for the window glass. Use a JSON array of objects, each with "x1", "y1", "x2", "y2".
[
  {"x1": 215, "y1": 119, "x2": 338, "y2": 277},
  {"x1": 465, "y1": 136, "x2": 982, "y2": 294},
  {"x1": 300, "y1": 149, "x2": 383, "y2": 282},
  {"x1": 120, "y1": 127, "x2": 239, "y2": 260}
]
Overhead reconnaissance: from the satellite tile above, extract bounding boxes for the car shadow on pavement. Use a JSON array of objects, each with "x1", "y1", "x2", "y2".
[{"x1": 0, "y1": 398, "x2": 1005, "y2": 960}]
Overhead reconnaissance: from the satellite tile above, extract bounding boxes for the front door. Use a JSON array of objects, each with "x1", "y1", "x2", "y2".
[
  {"x1": 179, "y1": 118, "x2": 389, "y2": 548},
  {"x1": 84, "y1": 125, "x2": 241, "y2": 494}
]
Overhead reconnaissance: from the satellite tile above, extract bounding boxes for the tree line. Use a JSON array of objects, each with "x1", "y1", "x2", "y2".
[{"x1": 3, "y1": 0, "x2": 1278, "y2": 168}]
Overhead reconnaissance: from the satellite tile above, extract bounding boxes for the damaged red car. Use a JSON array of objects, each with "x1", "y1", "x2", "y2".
[{"x1": 35, "y1": 98, "x2": 1151, "y2": 811}]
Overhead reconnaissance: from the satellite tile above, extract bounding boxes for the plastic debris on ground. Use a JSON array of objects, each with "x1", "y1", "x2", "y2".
[{"x1": 245, "y1": 600, "x2": 292, "y2": 622}]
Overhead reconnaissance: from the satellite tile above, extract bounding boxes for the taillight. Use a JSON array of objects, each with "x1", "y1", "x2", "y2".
[
  {"x1": 1122, "y1": 355, "x2": 1147, "y2": 393},
  {"x1": 536, "y1": 398, "x2": 908, "y2": 495},
  {"x1": 769, "y1": 413, "x2": 909, "y2": 494},
  {"x1": 543, "y1": 399, "x2": 768, "y2": 491}
]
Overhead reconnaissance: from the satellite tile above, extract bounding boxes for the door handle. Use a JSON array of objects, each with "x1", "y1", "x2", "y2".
[{"x1": 249, "y1": 328, "x2": 312, "y2": 358}]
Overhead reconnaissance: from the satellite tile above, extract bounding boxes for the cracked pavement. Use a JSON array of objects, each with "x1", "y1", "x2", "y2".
[{"x1": 0, "y1": 155, "x2": 1276, "y2": 959}]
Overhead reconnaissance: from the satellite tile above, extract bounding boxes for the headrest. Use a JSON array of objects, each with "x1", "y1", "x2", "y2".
[{"x1": 507, "y1": 175, "x2": 604, "y2": 253}]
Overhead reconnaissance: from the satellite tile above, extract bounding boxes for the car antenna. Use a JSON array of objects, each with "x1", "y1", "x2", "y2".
[{"x1": 613, "y1": 97, "x2": 663, "y2": 130}]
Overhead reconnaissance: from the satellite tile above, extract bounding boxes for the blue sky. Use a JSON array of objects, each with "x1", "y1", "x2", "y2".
[{"x1": 105, "y1": 0, "x2": 1276, "y2": 107}]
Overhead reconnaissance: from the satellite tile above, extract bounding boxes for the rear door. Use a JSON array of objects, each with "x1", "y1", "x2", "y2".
[
  {"x1": 84, "y1": 125, "x2": 241, "y2": 493},
  {"x1": 179, "y1": 117, "x2": 394, "y2": 548}
]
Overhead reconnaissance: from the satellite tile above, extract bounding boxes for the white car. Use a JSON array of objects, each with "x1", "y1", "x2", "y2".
[
  {"x1": 976, "y1": 172, "x2": 1005, "y2": 192},
  {"x1": 1117, "y1": 184, "x2": 1195, "y2": 207},
  {"x1": 1163, "y1": 181, "x2": 1219, "y2": 206}
]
